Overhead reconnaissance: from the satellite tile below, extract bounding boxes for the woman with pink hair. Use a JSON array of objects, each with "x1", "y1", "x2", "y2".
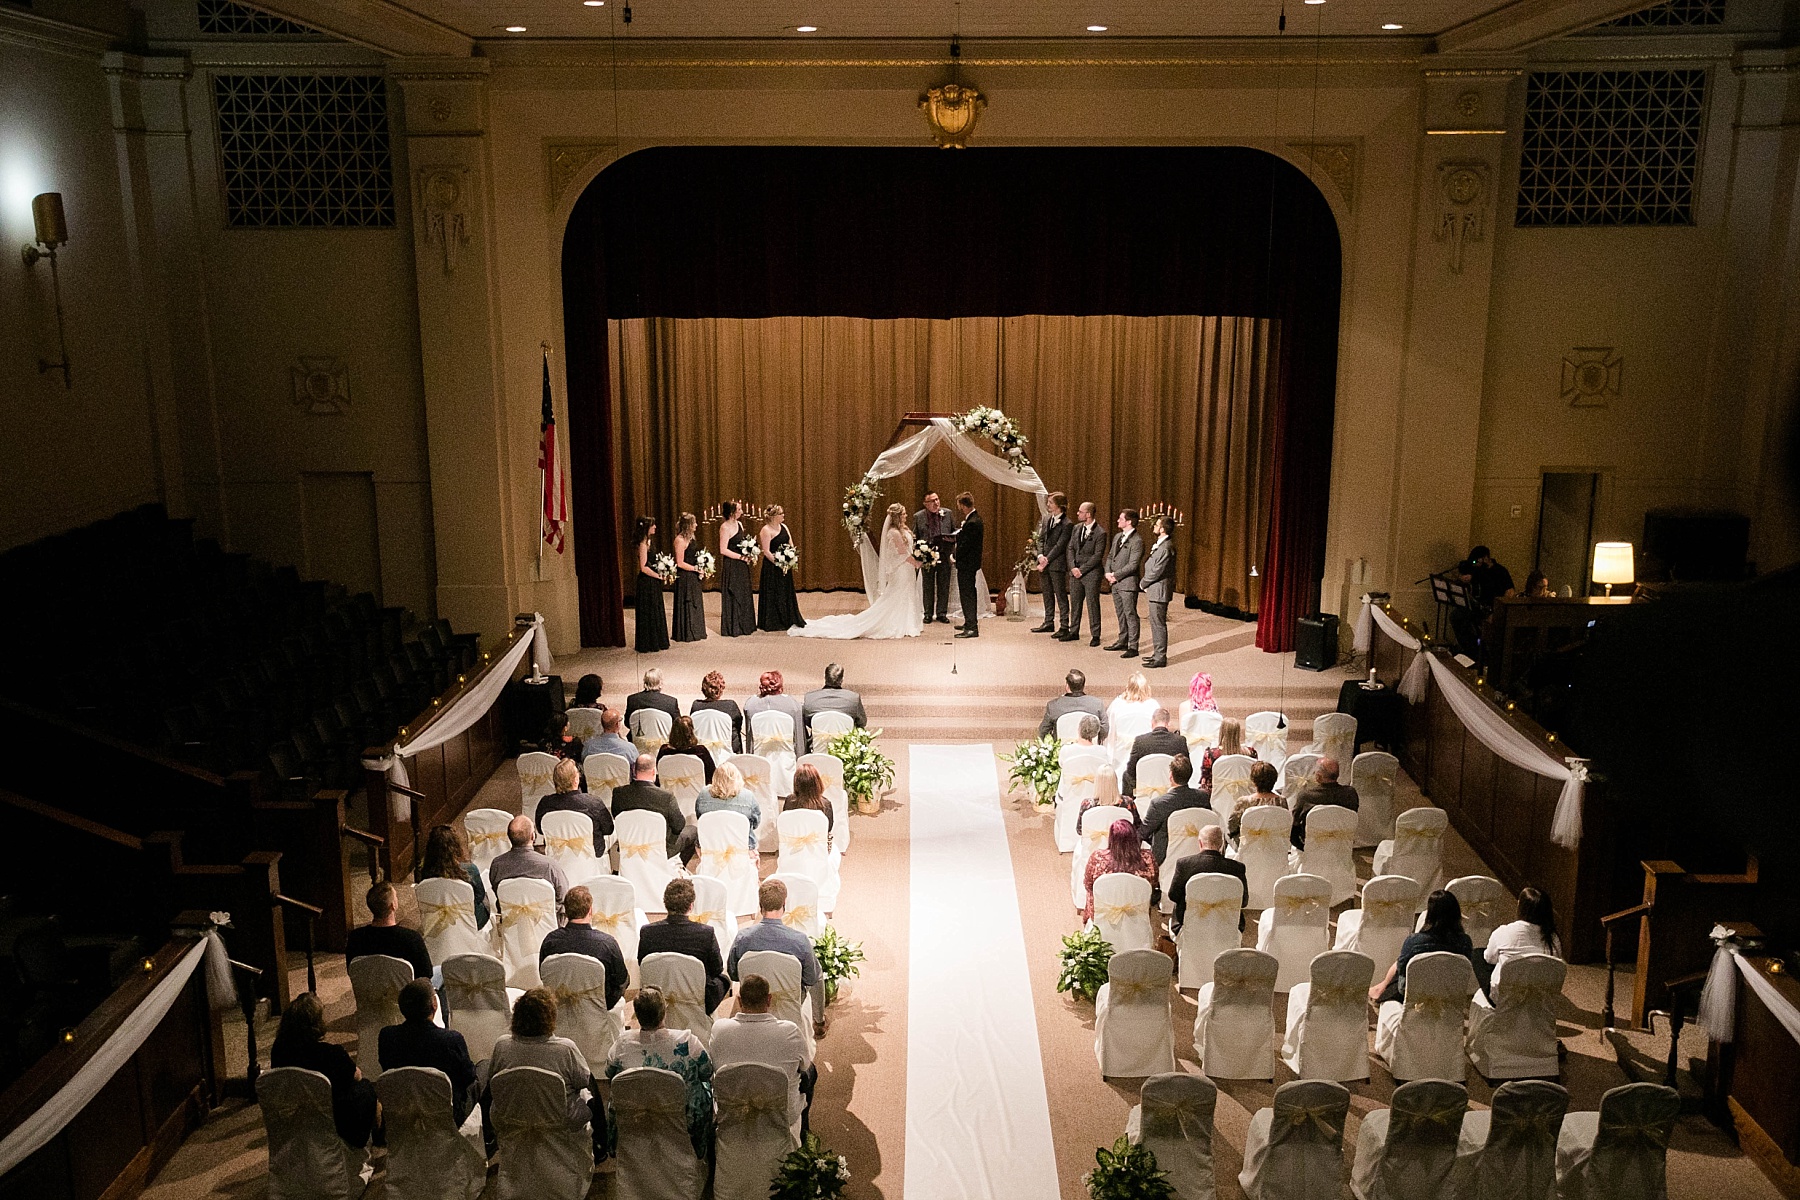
[
  {"x1": 1186, "y1": 672, "x2": 1218, "y2": 713},
  {"x1": 1081, "y1": 817, "x2": 1158, "y2": 923}
]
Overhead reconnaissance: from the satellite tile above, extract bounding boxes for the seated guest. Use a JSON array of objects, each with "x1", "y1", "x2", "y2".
[
  {"x1": 1197, "y1": 717, "x2": 1252, "y2": 792},
  {"x1": 637, "y1": 879, "x2": 731, "y2": 1013},
  {"x1": 624, "y1": 668, "x2": 682, "y2": 725},
  {"x1": 783, "y1": 762, "x2": 834, "y2": 832},
  {"x1": 695, "y1": 761, "x2": 761, "y2": 850},
  {"x1": 656, "y1": 716, "x2": 717, "y2": 782},
  {"x1": 1370, "y1": 889, "x2": 1484, "y2": 1004},
  {"x1": 611, "y1": 754, "x2": 685, "y2": 858},
  {"x1": 583, "y1": 706, "x2": 636, "y2": 765},
  {"x1": 1039, "y1": 668, "x2": 1107, "y2": 741},
  {"x1": 603, "y1": 986, "x2": 714, "y2": 1155},
  {"x1": 742, "y1": 670, "x2": 805, "y2": 741},
  {"x1": 1081, "y1": 818, "x2": 1158, "y2": 924},
  {"x1": 1226, "y1": 761, "x2": 1285, "y2": 840},
  {"x1": 571, "y1": 673, "x2": 605, "y2": 711},
  {"x1": 538, "y1": 886, "x2": 629, "y2": 1010},
  {"x1": 417, "y1": 823, "x2": 490, "y2": 929},
  {"x1": 690, "y1": 670, "x2": 744, "y2": 753},
  {"x1": 1289, "y1": 756, "x2": 1359, "y2": 849},
  {"x1": 1122, "y1": 706, "x2": 1187, "y2": 798},
  {"x1": 345, "y1": 880, "x2": 433, "y2": 983},
  {"x1": 379, "y1": 979, "x2": 478, "y2": 1124},
  {"x1": 1073, "y1": 713, "x2": 1102, "y2": 749},
  {"x1": 1138, "y1": 754, "x2": 1212, "y2": 865},
  {"x1": 271, "y1": 991, "x2": 379, "y2": 1147},
  {"x1": 480, "y1": 989, "x2": 595, "y2": 1133},
  {"x1": 709, "y1": 973, "x2": 813, "y2": 1137},
  {"x1": 541, "y1": 712, "x2": 581, "y2": 760},
  {"x1": 489, "y1": 815, "x2": 569, "y2": 910},
  {"x1": 1104, "y1": 672, "x2": 1158, "y2": 771},
  {"x1": 536, "y1": 758, "x2": 615, "y2": 849},
  {"x1": 1181, "y1": 671, "x2": 1219, "y2": 722},
  {"x1": 801, "y1": 662, "x2": 867, "y2": 750},
  {"x1": 1485, "y1": 886, "x2": 1563, "y2": 984},
  {"x1": 729, "y1": 879, "x2": 828, "y2": 1035},
  {"x1": 1524, "y1": 569, "x2": 1553, "y2": 599},
  {"x1": 1168, "y1": 823, "x2": 1247, "y2": 933}
]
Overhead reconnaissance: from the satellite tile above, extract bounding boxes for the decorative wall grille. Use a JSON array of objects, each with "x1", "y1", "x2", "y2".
[
  {"x1": 1593, "y1": 0, "x2": 1726, "y2": 29},
  {"x1": 213, "y1": 75, "x2": 395, "y2": 228},
  {"x1": 198, "y1": 0, "x2": 314, "y2": 36},
  {"x1": 1515, "y1": 69, "x2": 1705, "y2": 227}
]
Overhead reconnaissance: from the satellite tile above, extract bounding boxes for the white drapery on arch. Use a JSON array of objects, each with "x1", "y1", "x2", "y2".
[{"x1": 852, "y1": 417, "x2": 1053, "y2": 611}]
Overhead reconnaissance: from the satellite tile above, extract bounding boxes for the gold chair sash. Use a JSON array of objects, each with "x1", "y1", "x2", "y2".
[
  {"x1": 420, "y1": 899, "x2": 475, "y2": 940},
  {"x1": 444, "y1": 976, "x2": 501, "y2": 1006},
  {"x1": 1395, "y1": 829, "x2": 1442, "y2": 855},
  {"x1": 550, "y1": 981, "x2": 609, "y2": 1007},
  {"x1": 1241, "y1": 826, "x2": 1286, "y2": 847},
  {"x1": 692, "y1": 909, "x2": 723, "y2": 927},
  {"x1": 1107, "y1": 977, "x2": 1166, "y2": 1003},
  {"x1": 1393, "y1": 1103, "x2": 1466, "y2": 1138},
  {"x1": 521, "y1": 770, "x2": 553, "y2": 792},
  {"x1": 701, "y1": 844, "x2": 747, "y2": 871},
  {"x1": 618, "y1": 1096, "x2": 689, "y2": 1120},
  {"x1": 1498, "y1": 980, "x2": 1562, "y2": 1012},
  {"x1": 702, "y1": 739, "x2": 728, "y2": 753},
  {"x1": 382, "y1": 1104, "x2": 444, "y2": 1141},
  {"x1": 1214, "y1": 777, "x2": 1254, "y2": 803},
  {"x1": 1186, "y1": 898, "x2": 1239, "y2": 922},
  {"x1": 1363, "y1": 897, "x2": 1414, "y2": 925},
  {"x1": 1309, "y1": 982, "x2": 1369, "y2": 1010},
  {"x1": 1599, "y1": 1116, "x2": 1670, "y2": 1149},
  {"x1": 622, "y1": 840, "x2": 661, "y2": 860},
  {"x1": 782, "y1": 905, "x2": 816, "y2": 930},
  {"x1": 1064, "y1": 772, "x2": 1098, "y2": 789},
  {"x1": 592, "y1": 910, "x2": 634, "y2": 935},
  {"x1": 1459, "y1": 898, "x2": 1500, "y2": 926},
  {"x1": 1095, "y1": 901, "x2": 1145, "y2": 926},
  {"x1": 782, "y1": 832, "x2": 827, "y2": 854},
  {"x1": 260, "y1": 1093, "x2": 319, "y2": 1123},
  {"x1": 662, "y1": 773, "x2": 702, "y2": 792},
  {"x1": 1211, "y1": 978, "x2": 1271, "y2": 1006},
  {"x1": 1142, "y1": 1097, "x2": 1212, "y2": 1141},
  {"x1": 1308, "y1": 828, "x2": 1352, "y2": 845},
  {"x1": 1275, "y1": 894, "x2": 1327, "y2": 921},
  {"x1": 545, "y1": 834, "x2": 590, "y2": 856},
  {"x1": 718, "y1": 1091, "x2": 788, "y2": 1121},
  {"x1": 1364, "y1": 770, "x2": 1396, "y2": 792},
  {"x1": 756, "y1": 735, "x2": 795, "y2": 755},
  {"x1": 501, "y1": 899, "x2": 555, "y2": 929},
  {"x1": 740, "y1": 772, "x2": 767, "y2": 790},
  {"x1": 1282, "y1": 1103, "x2": 1343, "y2": 1140},
  {"x1": 1404, "y1": 992, "x2": 1466, "y2": 1020},
  {"x1": 468, "y1": 829, "x2": 507, "y2": 854}
]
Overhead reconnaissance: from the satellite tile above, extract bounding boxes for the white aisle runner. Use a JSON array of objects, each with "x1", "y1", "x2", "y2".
[{"x1": 905, "y1": 744, "x2": 1061, "y2": 1200}]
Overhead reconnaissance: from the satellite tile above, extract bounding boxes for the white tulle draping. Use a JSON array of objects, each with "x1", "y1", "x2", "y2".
[
  {"x1": 1698, "y1": 943, "x2": 1800, "y2": 1047},
  {"x1": 1358, "y1": 599, "x2": 1430, "y2": 703}
]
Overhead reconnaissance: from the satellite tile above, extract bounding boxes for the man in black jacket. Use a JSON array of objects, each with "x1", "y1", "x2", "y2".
[
  {"x1": 535, "y1": 758, "x2": 615, "y2": 850},
  {"x1": 953, "y1": 492, "x2": 985, "y2": 638},
  {"x1": 1121, "y1": 707, "x2": 1188, "y2": 798},
  {"x1": 378, "y1": 979, "x2": 478, "y2": 1122},
  {"x1": 344, "y1": 880, "x2": 434, "y2": 982},
  {"x1": 611, "y1": 754, "x2": 686, "y2": 858},
  {"x1": 624, "y1": 668, "x2": 682, "y2": 726},
  {"x1": 636, "y1": 878, "x2": 731, "y2": 1013},
  {"x1": 1033, "y1": 491, "x2": 1074, "y2": 635},
  {"x1": 1137, "y1": 754, "x2": 1212, "y2": 865},
  {"x1": 537, "y1": 885, "x2": 629, "y2": 1010},
  {"x1": 1289, "y1": 756, "x2": 1361, "y2": 849},
  {"x1": 1168, "y1": 824, "x2": 1249, "y2": 933}
]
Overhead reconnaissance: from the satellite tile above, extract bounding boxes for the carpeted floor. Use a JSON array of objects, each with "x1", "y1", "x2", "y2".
[{"x1": 139, "y1": 595, "x2": 1781, "y2": 1199}]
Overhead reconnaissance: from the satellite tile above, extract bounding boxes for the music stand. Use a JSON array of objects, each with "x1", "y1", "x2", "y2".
[{"x1": 1430, "y1": 572, "x2": 1473, "y2": 643}]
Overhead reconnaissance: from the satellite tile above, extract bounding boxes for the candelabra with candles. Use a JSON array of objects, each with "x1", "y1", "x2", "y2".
[
  {"x1": 1138, "y1": 502, "x2": 1186, "y2": 528},
  {"x1": 701, "y1": 500, "x2": 765, "y2": 525}
]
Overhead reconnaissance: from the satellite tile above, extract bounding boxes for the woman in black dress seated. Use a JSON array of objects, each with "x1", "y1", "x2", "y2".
[
  {"x1": 717, "y1": 501, "x2": 757, "y2": 637},
  {"x1": 655, "y1": 715, "x2": 717, "y2": 783},
  {"x1": 691, "y1": 669, "x2": 744, "y2": 753},
  {"x1": 270, "y1": 991, "x2": 380, "y2": 1148},
  {"x1": 634, "y1": 515, "x2": 670, "y2": 654},
  {"x1": 1369, "y1": 888, "x2": 1486, "y2": 1004},
  {"x1": 671, "y1": 511, "x2": 706, "y2": 643},
  {"x1": 756, "y1": 505, "x2": 805, "y2": 631}
]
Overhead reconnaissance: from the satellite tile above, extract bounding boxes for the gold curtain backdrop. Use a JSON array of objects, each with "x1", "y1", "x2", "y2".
[{"x1": 609, "y1": 314, "x2": 1278, "y2": 610}]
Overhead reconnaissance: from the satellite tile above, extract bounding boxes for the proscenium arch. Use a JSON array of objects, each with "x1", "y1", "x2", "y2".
[{"x1": 559, "y1": 145, "x2": 1343, "y2": 648}]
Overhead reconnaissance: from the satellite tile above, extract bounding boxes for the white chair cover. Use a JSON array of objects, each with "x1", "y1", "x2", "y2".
[
  {"x1": 1090, "y1": 872, "x2": 1156, "y2": 952},
  {"x1": 1071, "y1": 803, "x2": 1131, "y2": 909},
  {"x1": 630, "y1": 707, "x2": 673, "y2": 756},
  {"x1": 1298, "y1": 804, "x2": 1360, "y2": 906},
  {"x1": 613, "y1": 1066, "x2": 703, "y2": 1200},
  {"x1": 1554, "y1": 1083, "x2": 1680, "y2": 1200},
  {"x1": 1238, "y1": 1079, "x2": 1350, "y2": 1200},
  {"x1": 1181, "y1": 707, "x2": 1223, "y2": 756},
  {"x1": 1351, "y1": 751, "x2": 1400, "y2": 849},
  {"x1": 739, "y1": 948, "x2": 817, "y2": 1062},
  {"x1": 1447, "y1": 875, "x2": 1511, "y2": 950},
  {"x1": 732, "y1": 754, "x2": 780, "y2": 851},
  {"x1": 259, "y1": 1067, "x2": 367, "y2": 1199},
  {"x1": 1351, "y1": 1078, "x2": 1469, "y2": 1200},
  {"x1": 1176, "y1": 872, "x2": 1243, "y2": 991},
  {"x1": 769, "y1": 872, "x2": 824, "y2": 939},
  {"x1": 689, "y1": 708, "x2": 736, "y2": 764},
  {"x1": 1373, "y1": 807, "x2": 1448, "y2": 909},
  {"x1": 714, "y1": 1062, "x2": 799, "y2": 1200},
  {"x1": 641, "y1": 950, "x2": 714, "y2": 1039},
  {"x1": 1126, "y1": 1072, "x2": 1216, "y2": 1200},
  {"x1": 1375, "y1": 950, "x2": 1478, "y2": 1082},
  {"x1": 1282, "y1": 949, "x2": 1374, "y2": 1082},
  {"x1": 464, "y1": 807, "x2": 513, "y2": 872},
  {"x1": 616, "y1": 809, "x2": 679, "y2": 913},
  {"x1": 417, "y1": 876, "x2": 492, "y2": 963},
  {"x1": 584, "y1": 751, "x2": 632, "y2": 813},
  {"x1": 776, "y1": 809, "x2": 840, "y2": 913},
  {"x1": 750, "y1": 711, "x2": 797, "y2": 793},
  {"x1": 1159, "y1": 807, "x2": 1222, "y2": 913},
  {"x1": 587, "y1": 875, "x2": 648, "y2": 986},
  {"x1": 697, "y1": 810, "x2": 760, "y2": 916},
  {"x1": 541, "y1": 809, "x2": 605, "y2": 883},
  {"x1": 1244, "y1": 711, "x2": 1289, "y2": 771},
  {"x1": 348, "y1": 952, "x2": 414, "y2": 1078},
  {"x1": 376, "y1": 1066, "x2": 486, "y2": 1200},
  {"x1": 1109, "y1": 703, "x2": 1156, "y2": 779},
  {"x1": 1333, "y1": 875, "x2": 1421, "y2": 984},
  {"x1": 1255, "y1": 873, "x2": 1333, "y2": 992},
  {"x1": 689, "y1": 873, "x2": 739, "y2": 963},
  {"x1": 566, "y1": 706, "x2": 605, "y2": 742},
  {"x1": 1209, "y1": 754, "x2": 1257, "y2": 823},
  {"x1": 490, "y1": 1064, "x2": 592, "y2": 1200},
  {"x1": 1451, "y1": 1080, "x2": 1568, "y2": 1200},
  {"x1": 1056, "y1": 711, "x2": 1089, "y2": 743},
  {"x1": 1309, "y1": 712, "x2": 1358, "y2": 767},
  {"x1": 798, "y1": 751, "x2": 852, "y2": 854},
  {"x1": 1135, "y1": 752, "x2": 1176, "y2": 798},
  {"x1": 441, "y1": 952, "x2": 514, "y2": 1063},
  {"x1": 496, "y1": 876, "x2": 559, "y2": 989},
  {"x1": 657, "y1": 752, "x2": 708, "y2": 822},
  {"x1": 543, "y1": 951, "x2": 627, "y2": 1068},
  {"x1": 1279, "y1": 753, "x2": 1320, "y2": 801},
  {"x1": 1193, "y1": 947, "x2": 1278, "y2": 1079},
  {"x1": 516, "y1": 751, "x2": 560, "y2": 822},
  {"x1": 1057, "y1": 746, "x2": 1111, "y2": 853},
  {"x1": 1235, "y1": 805, "x2": 1295, "y2": 910},
  {"x1": 1094, "y1": 948, "x2": 1176, "y2": 1078},
  {"x1": 807, "y1": 709, "x2": 854, "y2": 753},
  {"x1": 1468, "y1": 953, "x2": 1566, "y2": 1080}
]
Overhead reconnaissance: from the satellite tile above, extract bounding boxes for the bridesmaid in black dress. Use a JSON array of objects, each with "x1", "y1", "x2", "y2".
[
  {"x1": 718, "y1": 501, "x2": 757, "y2": 637},
  {"x1": 671, "y1": 512, "x2": 706, "y2": 643},
  {"x1": 757, "y1": 504, "x2": 806, "y2": 631},
  {"x1": 633, "y1": 516, "x2": 670, "y2": 653}
]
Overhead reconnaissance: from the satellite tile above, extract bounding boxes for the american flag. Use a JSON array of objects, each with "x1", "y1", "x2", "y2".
[{"x1": 538, "y1": 350, "x2": 567, "y2": 553}]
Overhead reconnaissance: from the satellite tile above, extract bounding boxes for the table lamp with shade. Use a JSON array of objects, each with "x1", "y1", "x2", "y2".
[{"x1": 1592, "y1": 541, "x2": 1635, "y2": 597}]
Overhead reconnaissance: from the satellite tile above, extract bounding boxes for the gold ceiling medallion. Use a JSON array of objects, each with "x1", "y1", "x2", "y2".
[{"x1": 919, "y1": 83, "x2": 985, "y2": 148}]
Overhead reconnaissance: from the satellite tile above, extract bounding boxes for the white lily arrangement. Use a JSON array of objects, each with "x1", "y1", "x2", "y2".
[{"x1": 953, "y1": 404, "x2": 1032, "y2": 471}]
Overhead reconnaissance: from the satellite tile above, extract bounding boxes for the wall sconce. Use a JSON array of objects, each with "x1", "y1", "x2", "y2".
[
  {"x1": 1591, "y1": 541, "x2": 1635, "y2": 597},
  {"x1": 20, "y1": 192, "x2": 72, "y2": 388}
]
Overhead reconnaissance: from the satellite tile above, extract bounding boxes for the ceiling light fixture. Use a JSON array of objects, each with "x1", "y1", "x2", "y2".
[
  {"x1": 504, "y1": 24, "x2": 527, "y2": 31},
  {"x1": 1086, "y1": 24, "x2": 1108, "y2": 31},
  {"x1": 1382, "y1": 21, "x2": 1402, "y2": 28},
  {"x1": 584, "y1": 2, "x2": 604, "y2": 6},
  {"x1": 796, "y1": 24, "x2": 818, "y2": 32},
  {"x1": 1304, "y1": 1, "x2": 1325, "y2": 6}
]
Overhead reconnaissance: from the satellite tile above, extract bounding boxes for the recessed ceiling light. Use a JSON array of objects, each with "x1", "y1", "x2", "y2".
[
  {"x1": 1381, "y1": 21, "x2": 1403, "y2": 28},
  {"x1": 504, "y1": 24, "x2": 527, "y2": 31},
  {"x1": 796, "y1": 24, "x2": 818, "y2": 32},
  {"x1": 1086, "y1": 24, "x2": 1108, "y2": 31},
  {"x1": 1304, "y1": 0, "x2": 1325, "y2": 5},
  {"x1": 583, "y1": 1, "x2": 604, "y2": 6}
]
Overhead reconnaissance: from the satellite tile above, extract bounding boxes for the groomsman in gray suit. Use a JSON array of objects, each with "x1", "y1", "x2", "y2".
[
  {"x1": 1063, "y1": 501, "x2": 1106, "y2": 646},
  {"x1": 1032, "y1": 492, "x2": 1073, "y2": 636},
  {"x1": 1104, "y1": 509, "x2": 1144, "y2": 658},
  {"x1": 1140, "y1": 514, "x2": 1177, "y2": 668}
]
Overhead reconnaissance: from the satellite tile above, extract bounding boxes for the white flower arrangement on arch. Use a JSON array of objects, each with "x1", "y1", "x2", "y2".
[
  {"x1": 841, "y1": 473, "x2": 884, "y2": 540},
  {"x1": 953, "y1": 404, "x2": 1032, "y2": 471}
]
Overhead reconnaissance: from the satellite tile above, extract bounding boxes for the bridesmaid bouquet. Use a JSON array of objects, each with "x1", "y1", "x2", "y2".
[
  {"x1": 735, "y1": 535, "x2": 762, "y2": 568},
  {"x1": 694, "y1": 550, "x2": 717, "y2": 580},
  {"x1": 651, "y1": 553, "x2": 677, "y2": 585},
  {"x1": 910, "y1": 541, "x2": 940, "y2": 569},
  {"x1": 769, "y1": 543, "x2": 800, "y2": 575}
]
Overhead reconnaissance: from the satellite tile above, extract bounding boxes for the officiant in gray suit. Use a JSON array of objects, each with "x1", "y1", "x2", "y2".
[
  {"x1": 913, "y1": 492, "x2": 956, "y2": 624},
  {"x1": 1032, "y1": 492, "x2": 1073, "y2": 636},
  {"x1": 1140, "y1": 514, "x2": 1177, "y2": 668},
  {"x1": 1104, "y1": 509, "x2": 1144, "y2": 658}
]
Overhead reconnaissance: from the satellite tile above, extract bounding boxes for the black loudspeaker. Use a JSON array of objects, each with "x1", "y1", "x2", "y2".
[{"x1": 1294, "y1": 613, "x2": 1338, "y2": 672}]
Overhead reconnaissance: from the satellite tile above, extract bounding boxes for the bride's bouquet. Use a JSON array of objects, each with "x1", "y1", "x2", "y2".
[
  {"x1": 910, "y1": 540, "x2": 940, "y2": 569},
  {"x1": 735, "y1": 535, "x2": 762, "y2": 568},
  {"x1": 769, "y1": 542, "x2": 800, "y2": 575},
  {"x1": 694, "y1": 549, "x2": 717, "y2": 580},
  {"x1": 651, "y1": 552, "x2": 677, "y2": 585}
]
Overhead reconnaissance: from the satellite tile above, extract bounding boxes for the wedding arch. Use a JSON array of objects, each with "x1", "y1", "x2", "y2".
[{"x1": 842, "y1": 409, "x2": 1053, "y2": 606}]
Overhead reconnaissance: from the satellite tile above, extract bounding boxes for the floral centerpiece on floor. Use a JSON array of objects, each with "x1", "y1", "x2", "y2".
[
  {"x1": 734, "y1": 535, "x2": 761, "y2": 569},
  {"x1": 1003, "y1": 734, "x2": 1061, "y2": 807},
  {"x1": 953, "y1": 405, "x2": 1031, "y2": 471},
  {"x1": 825, "y1": 726, "x2": 895, "y2": 815},
  {"x1": 693, "y1": 549, "x2": 717, "y2": 581},
  {"x1": 769, "y1": 542, "x2": 800, "y2": 575},
  {"x1": 1085, "y1": 1137, "x2": 1175, "y2": 1200},
  {"x1": 813, "y1": 925, "x2": 867, "y2": 1004},
  {"x1": 771, "y1": 1134, "x2": 851, "y2": 1200},
  {"x1": 651, "y1": 552, "x2": 677, "y2": 586},
  {"x1": 842, "y1": 474, "x2": 883, "y2": 540},
  {"x1": 910, "y1": 539, "x2": 941, "y2": 569}
]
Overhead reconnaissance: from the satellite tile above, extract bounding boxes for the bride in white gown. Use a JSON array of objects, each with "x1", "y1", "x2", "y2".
[{"x1": 789, "y1": 503, "x2": 924, "y2": 641}]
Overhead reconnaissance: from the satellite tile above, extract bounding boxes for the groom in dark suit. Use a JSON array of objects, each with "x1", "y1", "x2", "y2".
[
  {"x1": 953, "y1": 492, "x2": 984, "y2": 639},
  {"x1": 913, "y1": 492, "x2": 955, "y2": 624},
  {"x1": 1033, "y1": 492, "x2": 1073, "y2": 636}
]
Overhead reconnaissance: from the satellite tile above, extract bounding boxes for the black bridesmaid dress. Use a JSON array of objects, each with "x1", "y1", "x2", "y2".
[
  {"x1": 672, "y1": 540, "x2": 706, "y2": 643},
  {"x1": 719, "y1": 525, "x2": 757, "y2": 637},
  {"x1": 635, "y1": 548, "x2": 670, "y2": 653},
  {"x1": 757, "y1": 525, "x2": 806, "y2": 631}
]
